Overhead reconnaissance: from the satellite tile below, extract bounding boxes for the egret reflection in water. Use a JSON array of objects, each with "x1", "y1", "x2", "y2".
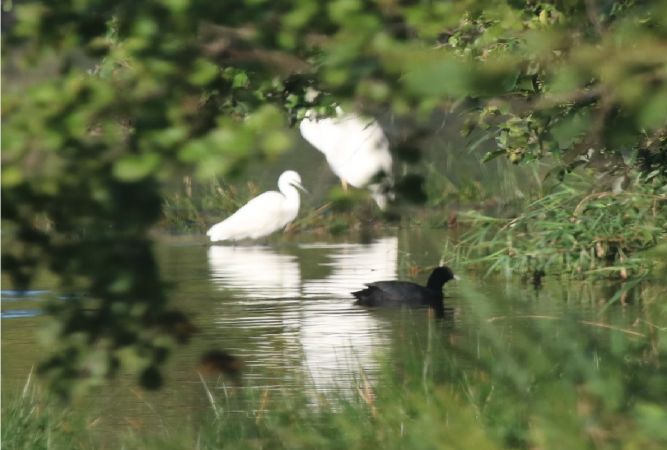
[
  {"x1": 298, "y1": 237, "x2": 398, "y2": 391},
  {"x1": 302, "y1": 237, "x2": 398, "y2": 298},
  {"x1": 207, "y1": 245, "x2": 301, "y2": 299},
  {"x1": 206, "y1": 238, "x2": 398, "y2": 393}
]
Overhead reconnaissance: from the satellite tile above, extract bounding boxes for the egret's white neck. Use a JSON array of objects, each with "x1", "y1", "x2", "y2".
[{"x1": 278, "y1": 180, "x2": 301, "y2": 210}]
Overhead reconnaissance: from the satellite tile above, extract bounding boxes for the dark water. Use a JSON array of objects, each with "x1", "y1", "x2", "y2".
[{"x1": 1, "y1": 231, "x2": 657, "y2": 437}]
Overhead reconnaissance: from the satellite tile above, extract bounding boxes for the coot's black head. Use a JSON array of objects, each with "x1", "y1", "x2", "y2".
[{"x1": 426, "y1": 266, "x2": 456, "y2": 290}]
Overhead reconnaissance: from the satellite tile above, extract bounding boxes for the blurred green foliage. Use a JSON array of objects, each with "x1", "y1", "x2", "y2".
[{"x1": 2, "y1": 0, "x2": 667, "y2": 394}]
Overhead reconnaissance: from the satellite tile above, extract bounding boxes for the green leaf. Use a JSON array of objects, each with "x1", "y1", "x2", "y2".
[
  {"x1": 2, "y1": 166, "x2": 24, "y2": 187},
  {"x1": 261, "y1": 130, "x2": 291, "y2": 156},
  {"x1": 188, "y1": 58, "x2": 219, "y2": 86},
  {"x1": 550, "y1": 112, "x2": 590, "y2": 150},
  {"x1": 548, "y1": 67, "x2": 583, "y2": 95},
  {"x1": 112, "y1": 153, "x2": 161, "y2": 182},
  {"x1": 404, "y1": 58, "x2": 470, "y2": 98},
  {"x1": 639, "y1": 89, "x2": 667, "y2": 130},
  {"x1": 232, "y1": 71, "x2": 249, "y2": 89}
]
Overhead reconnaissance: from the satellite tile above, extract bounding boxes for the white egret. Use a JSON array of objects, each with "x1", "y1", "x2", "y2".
[
  {"x1": 206, "y1": 170, "x2": 306, "y2": 242},
  {"x1": 299, "y1": 108, "x2": 394, "y2": 209}
]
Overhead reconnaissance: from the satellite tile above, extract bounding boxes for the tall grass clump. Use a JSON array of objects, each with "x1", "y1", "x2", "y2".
[
  {"x1": 1, "y1": 371, "x2": 92, "y2": 450},
  {"x1": 446, "y1": 171, "x2": 667, "y2": 280},
  {"x1": 159, "y1": 178, "x2": 251, "y2": 233},
  {"x1": 160, "y1": 177, "x2": 390, "y2": 236}
]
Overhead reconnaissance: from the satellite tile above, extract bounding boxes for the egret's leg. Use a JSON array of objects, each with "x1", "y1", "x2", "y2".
[{"x1": 341, "y1": 179, "x2": 348, "y2": 191}]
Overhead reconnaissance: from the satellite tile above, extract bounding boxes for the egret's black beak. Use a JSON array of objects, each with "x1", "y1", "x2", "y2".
[{"x1": 294, "y1": 181, "x2": 309, "y2": 194}]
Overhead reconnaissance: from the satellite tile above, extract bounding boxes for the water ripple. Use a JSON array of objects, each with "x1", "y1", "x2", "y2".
[{"x1": 205, "y1": 238, "x2": 398, "y2": 392}]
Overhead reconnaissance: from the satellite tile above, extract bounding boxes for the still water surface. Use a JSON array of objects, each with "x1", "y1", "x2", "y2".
[{"x1": 1, "y1": 231, "x2": 654, "y2": 437}]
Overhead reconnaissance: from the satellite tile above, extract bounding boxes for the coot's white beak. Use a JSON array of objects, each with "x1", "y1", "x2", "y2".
[{"x1": 453, "y1": 275, "x2": 461, "y2": 281}]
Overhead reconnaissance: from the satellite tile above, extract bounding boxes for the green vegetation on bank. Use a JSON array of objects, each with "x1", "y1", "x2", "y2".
[{"x1": 448, "y1": 170, "x2": 667, "y2": 280}]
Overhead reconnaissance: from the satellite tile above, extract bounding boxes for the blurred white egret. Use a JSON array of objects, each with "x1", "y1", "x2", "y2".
[
  {"x1": 299, "y1": 108, "x2": 394, "y2": 209},
  {"x1": 206, "y1": 170, "x2": 306, "y2": 242}
]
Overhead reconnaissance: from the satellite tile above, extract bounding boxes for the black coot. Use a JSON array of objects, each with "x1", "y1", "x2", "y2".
[{"x1": 352, "y1": 266, "x2": 457, "y2": 310}]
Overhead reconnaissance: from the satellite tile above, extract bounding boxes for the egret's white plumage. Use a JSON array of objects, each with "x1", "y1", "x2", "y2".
[
  {"x1": 299, "y1": 108, "x2": 394, "y2": 209},
  {"x1": 206, "y1": 170, "x2": 305, "y2": 242}
]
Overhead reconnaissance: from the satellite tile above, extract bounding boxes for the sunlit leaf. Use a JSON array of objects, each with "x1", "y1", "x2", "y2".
[{"x1": 112, "y1": 153, "x2": 161, "y2": 182}]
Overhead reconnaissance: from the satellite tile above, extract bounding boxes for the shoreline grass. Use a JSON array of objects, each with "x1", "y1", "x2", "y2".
[{"x1": 442, "y1": 170, "x2": 667, "y2": 281}]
